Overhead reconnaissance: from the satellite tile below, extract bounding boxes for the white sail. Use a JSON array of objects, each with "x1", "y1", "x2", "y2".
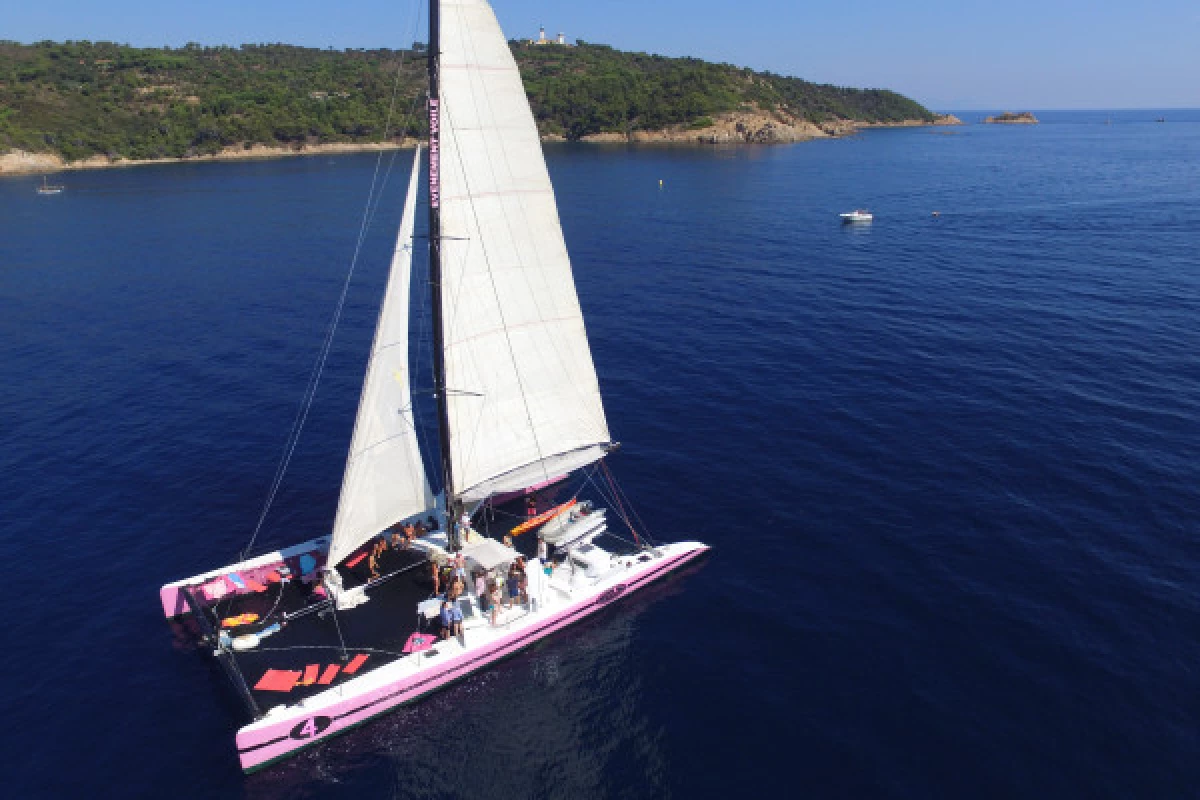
[
  {"x1": 328, "y1": 148, "x2": 434, "y2": 566},
  {"x1": 437, "y1": 0, "x2": 612, "y2": 502}
]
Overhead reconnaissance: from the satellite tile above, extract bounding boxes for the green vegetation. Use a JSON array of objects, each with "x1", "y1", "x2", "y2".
[
  {"x1": 0, "y1": 39, "x2": 936, "y2": 161},
  {"x1": 517, "y1": 42, "x2": 934, "y2": 139}
]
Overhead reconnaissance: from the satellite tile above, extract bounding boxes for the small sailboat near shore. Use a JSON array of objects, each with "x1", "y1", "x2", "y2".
[
  {"x1": 35, "y1": 176, "x2": 64, "y2": 195},
  {"x1": 162, "y1": 0, "x2": 708, "y2": 773}
]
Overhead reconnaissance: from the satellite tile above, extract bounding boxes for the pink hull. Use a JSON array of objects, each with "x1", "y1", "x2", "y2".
[{"x1": 235, "y1": 544, "x2": 708, "y2": 772}]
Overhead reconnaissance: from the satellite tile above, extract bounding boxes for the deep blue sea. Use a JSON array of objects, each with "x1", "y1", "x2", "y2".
[{"x1": 2, "y1": 109, "x2": 1199, "y2": 798}]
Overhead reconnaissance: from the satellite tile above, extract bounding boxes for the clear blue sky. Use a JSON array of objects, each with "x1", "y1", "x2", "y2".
[{"x1": 5, "y1": 0, "x2": 1198, "y2": 110}]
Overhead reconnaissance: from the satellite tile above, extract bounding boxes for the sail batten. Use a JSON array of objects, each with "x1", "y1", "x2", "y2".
[
  {"x1": 328, "y1": 147, "x2": 434, "y2": 567},
  {"x1": 437, "y1": 0, "x2": 612, "y2": 502}
]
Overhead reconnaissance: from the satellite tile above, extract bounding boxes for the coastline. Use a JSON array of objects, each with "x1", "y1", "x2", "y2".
[
  {"x1": 1, "y1": 113, "x2": 962, "y2": 176},
  {"x1": 0, "y1": 140, "x2": 418, "y2": 176}
]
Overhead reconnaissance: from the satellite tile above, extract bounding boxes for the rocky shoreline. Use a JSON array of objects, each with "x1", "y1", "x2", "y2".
[
  {"x1": 566, "y1": 111, "x2": 962, "y2": 146},
  {"x1": 1, "y1": 112, "x2": 962, "y2": 175}
]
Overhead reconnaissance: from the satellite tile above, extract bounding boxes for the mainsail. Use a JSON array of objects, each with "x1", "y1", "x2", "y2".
[
  {"x1": 328, "y1": 148, "x2": 433, "y2": 566},
  {"x1": 436, "y1": 0, "x2": 612, "y2": 503}
]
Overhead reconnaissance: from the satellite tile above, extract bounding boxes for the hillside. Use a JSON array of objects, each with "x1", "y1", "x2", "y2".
[{"x1": 0, "y1": 40, "x2": 942, "y2": 164}]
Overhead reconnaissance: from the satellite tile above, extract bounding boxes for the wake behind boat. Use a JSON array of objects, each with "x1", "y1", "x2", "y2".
[{"x1": 161, "y1": 0, "x2": 708, "y2": 774}]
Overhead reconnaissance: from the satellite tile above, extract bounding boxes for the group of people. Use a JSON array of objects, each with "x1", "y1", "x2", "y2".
[
  {"x1": 434, "y1": 552, "x2": 535, "y2": 634},
  {"x1": 366, "y1": 516, "x2": 439, "y2": 580}
]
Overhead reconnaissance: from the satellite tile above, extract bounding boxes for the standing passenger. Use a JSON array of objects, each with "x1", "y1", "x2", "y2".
[
  {"x1": 506, "y1": 564, "x2": 521, "y2": 609},
  {"x1": 489, "y1": 580, "x2": 502, "y2": 625},
  {"x1": 439, "y1": 600, "x2": 454, "y2": 640}
]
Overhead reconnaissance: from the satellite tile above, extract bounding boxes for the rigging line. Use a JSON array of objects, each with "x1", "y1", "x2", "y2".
[
  {"x1": 602, "y1": 460, "x2": 656, "y2": 544},
  {"x1": 328, "y1": 596, "x2": 351, "y2": 662},
  {"x1": 248, "y1": 645, "x2": 413, "y2": 659},
  {"x1": 600, "y1": 459, "x2": 640, "y2": 546},
  {"x1": 578, "y1": 461, "x2": 649, "y2": 547},
  {"x1": 240, "y1": 9, "x2": 423, "y2": 560}
]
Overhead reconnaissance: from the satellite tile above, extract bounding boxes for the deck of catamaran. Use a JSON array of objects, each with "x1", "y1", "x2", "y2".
[
  {"x1": 164, "y1": 490, "x2": 707, "y2": 771},
  {"x1": 178, "y1": 499, "x2": 649, "y2": 713}
]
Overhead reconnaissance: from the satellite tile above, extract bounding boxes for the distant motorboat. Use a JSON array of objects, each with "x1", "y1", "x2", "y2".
[
  {"x1": 36, "y1": 176, "x2": 64, "y2": 195},
  {"x1": 840, "y1": 209, "x2": 873, "y2": 223},
  {"x1": 1156, "y1": 117, "x2": 1166, "y2": 123}
]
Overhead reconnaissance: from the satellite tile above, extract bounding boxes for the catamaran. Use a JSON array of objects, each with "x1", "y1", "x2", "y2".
[{"x1": 161, "y1": 0, "x2": 708, "y2": 773}]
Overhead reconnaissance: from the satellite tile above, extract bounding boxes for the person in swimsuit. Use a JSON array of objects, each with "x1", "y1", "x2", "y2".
[{"x1": 489, "y1": 580, "x2": 502, "y2": 625}]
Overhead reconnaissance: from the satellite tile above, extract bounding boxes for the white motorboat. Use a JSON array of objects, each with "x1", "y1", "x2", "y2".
[{"x1": 840, "y1": 209, "x2": 873, "y2": 223}]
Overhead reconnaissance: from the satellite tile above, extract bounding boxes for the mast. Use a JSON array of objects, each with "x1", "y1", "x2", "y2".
[{"x1": 427, "y1": 0, "x2": 459, "y2": 547}]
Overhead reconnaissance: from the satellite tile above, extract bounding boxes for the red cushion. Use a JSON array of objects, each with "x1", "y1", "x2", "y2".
[
  {"x1": 343, "y1": 653, "x2": 369, "y2": 674},
  {"x1": 254, "y1": 669, "x2": 301, "y2": 692}
]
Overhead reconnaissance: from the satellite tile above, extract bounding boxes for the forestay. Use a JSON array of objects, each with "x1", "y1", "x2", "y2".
[
  {"x1": 329, "y1": 148, "x2": 434, "y2": 566},
  {"x1": 437, "y1": 0, "x2": 612, "y2": 502}
]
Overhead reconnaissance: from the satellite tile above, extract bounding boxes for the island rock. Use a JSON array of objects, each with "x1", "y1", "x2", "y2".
[{"x1": 984, "y1": 111, "x2": 1039, "y2": 124}]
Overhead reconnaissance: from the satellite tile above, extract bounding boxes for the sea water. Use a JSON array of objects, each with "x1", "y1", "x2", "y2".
[{"x1": 1, "y1": 110, "x2": 1198, "y2": 797}]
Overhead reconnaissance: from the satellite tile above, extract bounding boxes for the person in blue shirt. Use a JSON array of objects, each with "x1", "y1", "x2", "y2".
[{"x1": 440, "y1": 598, "x2": 463, "y2": 639}]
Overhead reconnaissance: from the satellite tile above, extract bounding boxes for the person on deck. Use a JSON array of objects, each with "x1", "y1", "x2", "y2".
[
  {"x1": 439, "y1": 600, "x2": 454, "y2": 640},
  {"x1": 506, "y1": 564, "x2": 521, "y2": 609},
  {"x1": 477, "y1": 573, "x2": 492, "y2": 614},
  {"x1": 430, "y1": 560, "x2": 441, "y2": 596},
  {"x1": 489, "y1": 580, "x2": 502, "y2": 625},
  {"x1": 515, "y1": 557, "x2": 529, "y2": 607},
  {"x1": 537, "y1": 536, "x2": 548, "y2": 562}
]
